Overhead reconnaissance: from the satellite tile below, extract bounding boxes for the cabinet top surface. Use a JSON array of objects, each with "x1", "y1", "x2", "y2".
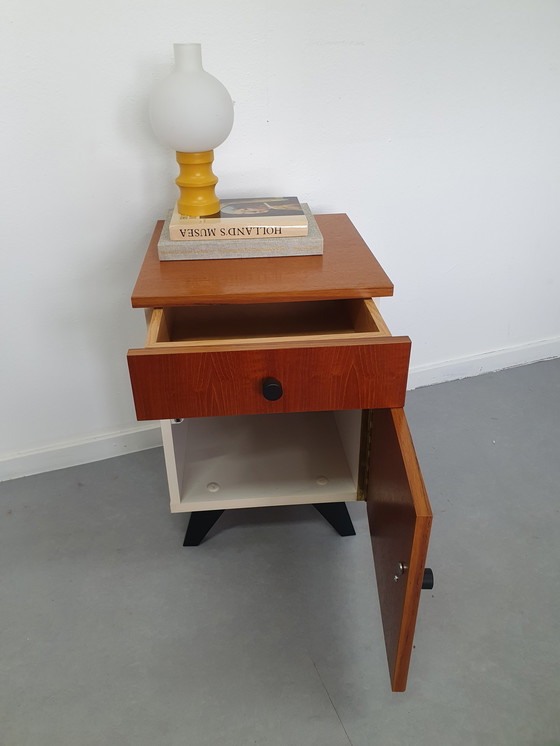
[{"x1": 131, "y1": 213, "x2": 394, "y2": 307}]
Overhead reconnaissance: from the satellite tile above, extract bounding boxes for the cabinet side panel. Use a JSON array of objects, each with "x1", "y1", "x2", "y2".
[
  {"x1": 333, "y1": 410, "x2": 362, "y2": 488},
  {"x1": 160, "y1": 419, "x2": 179, "y2": 510}
]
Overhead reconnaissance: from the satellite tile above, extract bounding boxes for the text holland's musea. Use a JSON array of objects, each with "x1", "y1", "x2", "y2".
[{"x1": 178, "y1": 226, "x2": 283, "y2": 238}]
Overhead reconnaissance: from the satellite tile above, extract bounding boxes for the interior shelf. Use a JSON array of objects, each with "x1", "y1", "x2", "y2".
[{"x1": 161, "y1": 410, "x2": 362, "y2": 513}]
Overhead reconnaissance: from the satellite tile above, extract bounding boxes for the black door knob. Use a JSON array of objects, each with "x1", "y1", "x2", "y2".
[
  {"x1": 422, "y1": 568, "x2": 434, "y2": 590},
  {"x1": 262, "y1": 377, "x2": 283, "y2": 401}
]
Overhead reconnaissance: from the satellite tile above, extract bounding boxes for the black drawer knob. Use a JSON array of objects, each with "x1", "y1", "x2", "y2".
[{"x1": 262, "y1": 377, "x2": 283, "y2": 401}]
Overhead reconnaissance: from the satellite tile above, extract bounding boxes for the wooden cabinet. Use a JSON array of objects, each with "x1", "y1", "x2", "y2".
[{"x1": 127, "y1": 213, "x2": 432, "y2": 692}]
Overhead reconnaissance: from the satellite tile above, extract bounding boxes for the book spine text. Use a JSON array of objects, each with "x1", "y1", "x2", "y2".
[{"x1": 169, "y1": 225, "x2": 308, "y2": 241}]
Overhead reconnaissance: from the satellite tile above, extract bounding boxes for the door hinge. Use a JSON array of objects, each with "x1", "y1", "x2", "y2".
[{"x1": 357, "y1": 409, "x2": 373, "y2": 501}]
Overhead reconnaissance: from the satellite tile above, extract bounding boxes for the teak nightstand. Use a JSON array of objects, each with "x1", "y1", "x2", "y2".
[{"x1": 127, "y1": 213, "x2": 433, "y2": 692}]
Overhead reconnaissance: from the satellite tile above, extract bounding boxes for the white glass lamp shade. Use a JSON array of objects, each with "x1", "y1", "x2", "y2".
[{"x1": 149, "y1": 43, "x2": 234, "y2": 153}]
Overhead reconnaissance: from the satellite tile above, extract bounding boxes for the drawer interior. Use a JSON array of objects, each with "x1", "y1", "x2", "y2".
[
  {"x1": 147, "y1": 299, "x2": 390, "y2": 346},
  {"x1": 161, "y1": 410, "x2": 364, "y2": 513}
]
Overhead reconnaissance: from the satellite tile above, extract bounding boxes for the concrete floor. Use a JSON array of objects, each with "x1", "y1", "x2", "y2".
[{"x1": 1, "y1": 359, "x2": 559, "y2": 746}]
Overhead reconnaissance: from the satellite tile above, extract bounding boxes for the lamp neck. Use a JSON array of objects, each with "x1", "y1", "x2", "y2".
[
  {"x1": 175, "y1": 150, "x2": 220, "y2": 217},
  {"x1": 173, "y1": 43, "x2": 203, "y2": 73}
]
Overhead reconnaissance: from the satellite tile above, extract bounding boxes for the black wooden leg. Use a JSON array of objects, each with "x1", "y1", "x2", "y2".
[
  {"x1": 313, "y1": 502, "x2": 356, "y2": 536},
  {"x1": 183, "y1": 510, "x2": 224, "y2": 546},
  {"x1": 184, "y1": 504, "x2": 355, "y2": 546}
]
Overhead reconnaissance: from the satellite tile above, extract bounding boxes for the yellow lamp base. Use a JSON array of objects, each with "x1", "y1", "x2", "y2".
[{"x1": 175, "y1": 151, "x2": 220, "y2": 217}]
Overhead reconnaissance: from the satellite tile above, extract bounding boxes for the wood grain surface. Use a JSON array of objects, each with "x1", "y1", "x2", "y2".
[
  {"x1": 149, "y1": 299, "x2": 385, "y2": 345},
  {"x1": 131, "y1": 214, "x2": 394, "y2": 308},
  {"x1": 127, "y1": 340, "x2": 411, "y2": 420},
  {"x1": 365, "y1": 408, "x2": 432, "y2": 692}
]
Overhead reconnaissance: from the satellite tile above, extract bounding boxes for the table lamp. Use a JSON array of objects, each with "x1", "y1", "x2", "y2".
[{"x1": 150, "y1": 43, "x2": 234, "y2": 217}]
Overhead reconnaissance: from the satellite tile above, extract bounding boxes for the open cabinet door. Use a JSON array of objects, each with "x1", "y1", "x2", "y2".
[{"x1": 365, "y1": 408, "x2": 432, "y2": 692}]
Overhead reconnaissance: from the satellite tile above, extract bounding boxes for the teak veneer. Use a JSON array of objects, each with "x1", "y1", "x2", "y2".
[
  {"x1": 127, "y1": 212, "x2": 432, "y2": 692},
  {"x1": 131, "y1": 214, "x2": 394, "y2": 307}
]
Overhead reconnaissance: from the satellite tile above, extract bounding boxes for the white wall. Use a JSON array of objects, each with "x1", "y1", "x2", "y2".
[{"x1": 2, "y1": 0, "x2": 560, "y2": 480}]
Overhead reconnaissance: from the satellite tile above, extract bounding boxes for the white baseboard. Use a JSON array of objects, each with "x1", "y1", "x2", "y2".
[
  {"x1": 2, "y1": 338, "x2": 558, "y2": 483},
  {"x1": 407, "y1": 336, "x2": 560, "y2": 390},
  {"x1": 0, "y1": 424, "x2": 162, "y2": 483}
]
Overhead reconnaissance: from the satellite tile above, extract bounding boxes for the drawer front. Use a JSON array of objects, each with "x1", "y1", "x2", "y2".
[{"x1": 127, "y1": 339, "x2": 411, "y2": 420}]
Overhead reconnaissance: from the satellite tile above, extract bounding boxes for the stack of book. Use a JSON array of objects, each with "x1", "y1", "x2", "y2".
[{"x1": 157, "y1": 197, "x2": 323, "y2": 261}]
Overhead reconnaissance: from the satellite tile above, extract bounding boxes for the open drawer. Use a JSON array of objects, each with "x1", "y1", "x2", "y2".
[{"x1": 127, "y1": 298, "x2": 411, "y2": 420}]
